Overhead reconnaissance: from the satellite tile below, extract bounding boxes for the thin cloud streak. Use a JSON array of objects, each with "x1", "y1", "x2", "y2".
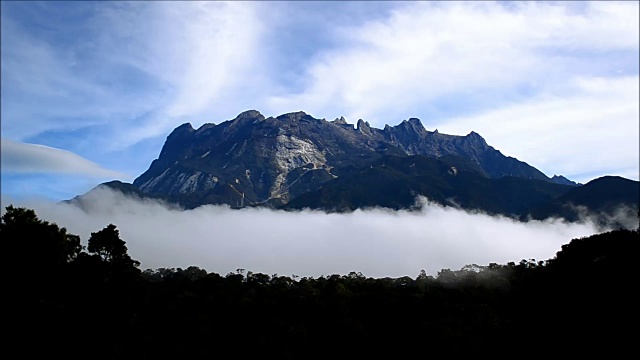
[
  {"x1": 1, "y1": 188, "x2": 600, "y2": 278},
  {"x1": 1, "y1": 139, "x2": 129, "y2": 179}
]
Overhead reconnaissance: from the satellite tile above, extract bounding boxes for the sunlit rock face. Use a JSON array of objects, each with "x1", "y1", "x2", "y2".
[
  {"x1": 68, "y1": 110, "x2": 637, "y2": 225},
  {"x1": 132, "y1": 109, "x2": 553, "y2": 208}
]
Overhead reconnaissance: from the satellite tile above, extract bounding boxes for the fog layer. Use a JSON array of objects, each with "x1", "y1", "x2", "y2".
[{"x1": 1, "y1": 188, "x2": 600, "y2": 278}]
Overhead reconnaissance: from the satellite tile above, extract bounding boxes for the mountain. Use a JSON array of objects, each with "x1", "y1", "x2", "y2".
[
  {"x1": 132, "y1": 110, "x2": 396, "y2": 208},
  {"x1": 550, "y1": 175, "x2": 581, "y2": 186},
  {"x1": 368, "y1": 118, "x2": 550, "y2": 181},
  {"x1": 131, "y1": 110, "x2": 556, "y2": 209},
  {"x1": 68, "y1": 110, "x2": 638, "y2": 227},
  {"x1": 63, "y1": 181, "x2": 171, "y2": 211},
  {"x1": 283, "y1": 154, "x2": 573, "y2": 215},
  {"x1": 529, "y1": 176, "x2": 640, "y2": 229}
]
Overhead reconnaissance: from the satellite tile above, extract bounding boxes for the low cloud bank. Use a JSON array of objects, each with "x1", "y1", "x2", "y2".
[{"x1": 1, "y1": 188, "x2": 601, "y2": 278}]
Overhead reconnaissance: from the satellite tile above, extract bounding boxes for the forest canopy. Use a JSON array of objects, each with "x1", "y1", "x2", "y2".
[{"x1": 3, "y1": 205, "x2": 638, "y2": 359}]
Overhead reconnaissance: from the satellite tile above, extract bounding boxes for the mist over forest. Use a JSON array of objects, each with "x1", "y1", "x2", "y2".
[
  {"x1": 1, "y1": 187, "x2": 604, "y2": 277},
  {"x1": 3, "y1": 198, "x2": 638, "y2": 359}
]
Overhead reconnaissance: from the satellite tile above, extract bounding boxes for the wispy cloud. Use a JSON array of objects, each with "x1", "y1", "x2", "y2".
[
  {"x1": 1, "y1": 1, "x2": 268, "y2": 149},
  {"x1": 264, "y1": 1, "x2": 639, "y2": 182},
  {"x1": 0, "y1": 188, "x2": 600, "y2": 277},
  {"x1": 1, "y1": 1, "x2": 638, "y2": 201},
  {"x1": 94, "y1": 1, "x2": 269, "y2": 149},
  {"x1": 1, "y1": 138, "x2": 129, "y2": 179},
  {"x1": 266, "y1": 2, "x2": 638, "y2": 121},
  {"x1": 433, "y1": 76, "x2": 640, "y2": 182}
]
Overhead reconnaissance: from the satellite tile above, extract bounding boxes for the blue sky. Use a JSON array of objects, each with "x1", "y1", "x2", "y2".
[{"x1": 2, "y1": 1, "x2": 639, "y2": 202}]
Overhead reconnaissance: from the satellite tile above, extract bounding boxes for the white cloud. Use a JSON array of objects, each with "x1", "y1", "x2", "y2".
[
  {"x1": 0, "y1": 188, "x2": 600, "y2": 278},
  {"x1": 1, "y1": 2, "x2": 268, "y2": 149},
  {"x1": 262, "y1": 1, "x2": 638, "y2": 182},
  {"x1": 432, "y1": 76, "x2": 640, "y2": 182},
  {"x1": 1, "y1": 1, "x2": 637, "y2": 200},
  {"x1": 91, "y1": 1, "x2": 269, "y2": 149},
  {"x1": 0, "y1": 138, "x2": 129, "y2": 179},
  {"x1": 164, "y1": 2, "x2": 264, "y2": 118},
  {"x1": 0, "y1": 16, "x2": 125, "y2": 140},
  {"x1": 265, "y1": 1, "x2": 638, "y2": 124}
]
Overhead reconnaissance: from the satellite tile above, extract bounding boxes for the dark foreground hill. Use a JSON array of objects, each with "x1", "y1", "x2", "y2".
[
  {"x1": 529, "y1": 176, "x2": 640, "y2": 228},
  {"x1": 5, "y1": 205, "x2": 639, "y2": 359}
]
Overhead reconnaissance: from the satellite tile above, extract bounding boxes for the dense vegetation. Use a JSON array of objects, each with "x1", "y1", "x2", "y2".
[
  {"x1": 3, "y1": 205, "x2": 638, "y2": 359},
  {"x1": 284, "y1": 154, "x2": 572, "y2": 214}
]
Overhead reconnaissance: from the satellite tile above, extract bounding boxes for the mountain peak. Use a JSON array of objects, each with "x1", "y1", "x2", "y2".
[
  {"x1": 397, "y1": 118, "x2": 425, "y2": 133},
  {"x1": 407, "y1": 118, "x2": 422, "y2": 126},
  {"x1": 175, "y1": 122, "x2": 194, "y2": 131},
  {"x1": 464, "y1": 131, "x2": 489, "y2": 149},
  {"x1": 467, "y1": 130, "x2": 482, "y2": 138},
  {"x1": 551, "y1": 174, "x2": 581, "y2": 186},
  {"x1": 357, "y1": 119, "x2": 371, "y2": 132},
  {"x1": 276, "y1": 111, "x2": 314, "y2": 122},
  {"x1": 236, "y1": 110, "x2": 263, "y2": 119},
  {"x1": 167, "y1": 123, "x2": 195, "y2": 138},
  {"x1": 135, "y1": 109, "x2": 565, "y2": 209},
  {"x1": 333, "y1": 116, "x2": 348, "y2": 125},
  {"x1": 159, "y1": 123, "x2": 196, "y2": 160}
]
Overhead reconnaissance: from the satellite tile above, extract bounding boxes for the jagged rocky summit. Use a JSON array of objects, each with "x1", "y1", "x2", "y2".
[
  {"x1": 130, "y1": 110, "x2": 561, "y2": 208},
  {"x1": 69, "y1": 109, "x2": 639, "y2": 227}
]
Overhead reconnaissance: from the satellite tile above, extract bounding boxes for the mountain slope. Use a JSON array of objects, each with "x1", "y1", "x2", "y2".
[
  {"x1": 529, "y1": 176, "x2": 640, "y2": 228},
  {"x1": 283, "y1": 154, "x2": 573, "y2": 216},
  {"x1": 132, "y1": 110, "x2": 556, "y2": 208},
  {"x1": 67, "y1": 110, "x2": 639, "y2": 227},
  {"x1": 369, "y1": 118, "x2": 550, "y2": 180}
]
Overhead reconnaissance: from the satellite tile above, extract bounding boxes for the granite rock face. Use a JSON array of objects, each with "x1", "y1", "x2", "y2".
[{"x1": 132, "y1": 110, "x2": 556, "y2": 208}]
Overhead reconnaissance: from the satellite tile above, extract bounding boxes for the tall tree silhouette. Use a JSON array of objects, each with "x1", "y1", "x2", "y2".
[
  {"x1": 87, "y1": 224, "x2": 140, "y2": 269},
  {"x1": 1, "y1": 205, "x2": 81, "y2": 277}
]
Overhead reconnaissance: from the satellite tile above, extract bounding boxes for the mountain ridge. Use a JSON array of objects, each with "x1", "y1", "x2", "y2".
[
  {"x1": 67, "y1": 110, "x2": 639, "y2": 228},
  {"x1": 132, "y1": 110, "x2": 560, "y2": 206}
]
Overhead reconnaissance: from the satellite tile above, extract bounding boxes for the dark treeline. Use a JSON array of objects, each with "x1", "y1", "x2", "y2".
[{"x1": 3, "y1": 205, "x2": 639, "y2": 359}]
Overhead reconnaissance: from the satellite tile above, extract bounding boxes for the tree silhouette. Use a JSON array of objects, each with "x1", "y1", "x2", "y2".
[
  {"x1": 1, "y1": 205, "x2": 81, "y2": 276},
  {"x1": 4, "y1": 204, "x2": 637, "y2": 358},
  {"x1": 87, "y1": 223, "x2": 140, "y2": 268}
]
